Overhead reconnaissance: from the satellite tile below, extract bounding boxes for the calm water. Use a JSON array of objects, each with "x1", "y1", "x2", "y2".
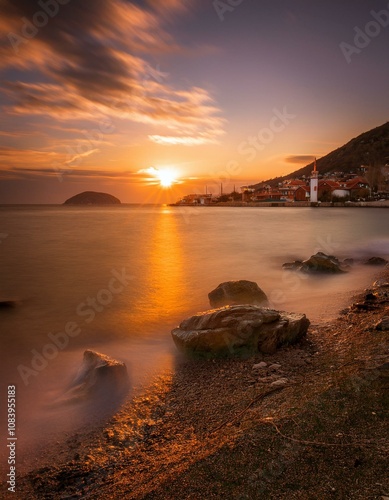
[{"x1": 0, "y1": 205, "x2": 388, "y2": 469}]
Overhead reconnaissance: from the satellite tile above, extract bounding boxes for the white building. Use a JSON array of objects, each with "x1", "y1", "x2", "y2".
[{"x1": 310, "y1": 158, "x2": 319, "y2": 202}]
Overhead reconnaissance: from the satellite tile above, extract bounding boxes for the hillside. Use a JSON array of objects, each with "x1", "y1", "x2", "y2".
[
  {"x1": 252, "y1": 121, "x2": 389, "y2": 189},
  {"x1": 63, "y1": 191, "x2": 121, "y2": 205}
]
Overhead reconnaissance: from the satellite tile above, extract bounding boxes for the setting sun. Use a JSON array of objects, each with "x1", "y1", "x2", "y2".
[{"x1": 155, "y1": 168, "x2": 178, "y2": 188}]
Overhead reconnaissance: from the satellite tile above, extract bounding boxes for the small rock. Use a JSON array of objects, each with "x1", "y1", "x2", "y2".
[
  {"x1": 364, "y1": 257, "x2": 388, "y2": 266},
  {"x1": 54, "y1": 350, "x2": 129, "y2": 404},
  {"x1": 373, "y1": 279, "x2": 389, "y2": 288},
  {"x1": 301, "y1": 252, "x2": 347, "y2": 274},
  {"x1": 269, "y1": 363, "x2": 281, "y2": 371},
  {"x1": 252, "y1": 362, "x2": 267, "y2": 370},
  {"x1": 0, "y1": 300, "x2": 18, "y2": 309},
  {"x1": 352, "y1": 302, "x2": 378, "y2": 311},
  {"x1": 282, "y1": 260, "x2": 303, "y2": 271},
  {"x1": 375, "y1": 317, "x2": 389, "y2": 331},
  {"x1": 208, "y1": 280, "x2": 268, "y2": 308},
  {"x1": 270, "y1": 378, "x2": 288, "y2": 387}
]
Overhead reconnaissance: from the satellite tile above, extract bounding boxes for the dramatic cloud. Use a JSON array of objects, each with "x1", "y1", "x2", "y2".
[{"x1": 0, "y1": 0, "x2": 224, "y2": 147}]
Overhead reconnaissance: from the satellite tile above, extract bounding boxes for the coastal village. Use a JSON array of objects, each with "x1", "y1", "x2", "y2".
[{"x1": 173, "y1": 161, "x2": 389, "y2": 206}]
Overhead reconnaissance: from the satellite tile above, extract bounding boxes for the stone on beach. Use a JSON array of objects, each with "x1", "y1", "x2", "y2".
[
  {"x1": 58, "y1": 350, "x2": 129, "y2": 403},
  {"x1": 270, "y1": 378, "x2": 289, "y2": 387},
  {"x1": 171, "y1": 305, "x2": 310, "y2": 357},
  {"x1": 208, "y1": 280, "x2": 268, "y2": 308},
  {"x1": 375, "y1": 316, "x2": 389, "y2": 331},
  {"x1": 252, "y1": 361, "x2": 267, "y2": 370}
]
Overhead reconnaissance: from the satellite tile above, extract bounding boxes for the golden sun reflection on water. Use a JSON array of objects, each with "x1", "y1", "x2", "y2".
[{"x1": 142, "y1": 211, "x2": 188, "y2": 322}]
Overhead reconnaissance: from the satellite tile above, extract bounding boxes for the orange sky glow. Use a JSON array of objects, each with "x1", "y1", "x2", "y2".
[{"x1": 0, "y1": 0, "x2": 388, "y2": 203}]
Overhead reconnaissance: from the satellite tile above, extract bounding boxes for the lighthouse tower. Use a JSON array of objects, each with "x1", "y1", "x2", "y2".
[{"x1": 310, "y1": 157, "x2": 319, "y2": 203}]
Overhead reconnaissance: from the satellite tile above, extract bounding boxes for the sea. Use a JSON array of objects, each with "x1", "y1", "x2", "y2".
[{"x1": 0, "y1": 205, "x2": 388, "y2": 470}]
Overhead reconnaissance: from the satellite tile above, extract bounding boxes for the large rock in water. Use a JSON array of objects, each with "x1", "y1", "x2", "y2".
[
  {"x1": 208, "y1": 280, "x2": 268, "y2": 308},
  {"x1": 171, "y1": 305, "x2": 310, "y2": 358},
  {"x1": 283, "y1": 252, "x2": 347, "y2": 274},
  {"x1": 58, "y1": 350, "x2": 129, "y2": 403},
  {"x1": 63, "y1": 191, "x2": 121, "y2": 205}
]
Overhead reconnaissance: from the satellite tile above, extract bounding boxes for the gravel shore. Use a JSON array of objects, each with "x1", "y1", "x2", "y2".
[{"x1": 4, "y1": 267, "x2": 389, "y2": 500}]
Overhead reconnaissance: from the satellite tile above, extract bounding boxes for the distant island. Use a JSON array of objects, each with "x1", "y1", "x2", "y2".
[{"x1": 63, "y1": 191, "x2": 121, "y2": 205}]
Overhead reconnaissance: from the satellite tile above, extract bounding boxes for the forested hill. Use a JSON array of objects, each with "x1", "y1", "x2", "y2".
[{"x1": 251, "y1": 121, "x2": 389, "y2": 188}]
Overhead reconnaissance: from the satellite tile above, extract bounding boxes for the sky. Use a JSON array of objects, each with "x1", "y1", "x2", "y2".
[{"x1": 0, "y1": 0, "x2": 388, "y2": 203}]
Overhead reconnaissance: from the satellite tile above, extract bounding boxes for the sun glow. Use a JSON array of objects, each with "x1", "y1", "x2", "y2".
[{"x1": 155, "y1": 168, "x2": 178, "y2": 188}]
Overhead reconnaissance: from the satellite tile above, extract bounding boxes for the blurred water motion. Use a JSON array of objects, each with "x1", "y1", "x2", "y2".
[{"x1": 0, "y1": 205, "x2": 388, "y2": 470}]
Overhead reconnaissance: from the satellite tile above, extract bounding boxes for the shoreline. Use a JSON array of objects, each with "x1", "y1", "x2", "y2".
[
  {"x1": 5, "y1": 267, "x2": 389, "y2": 499},
  {"x1": 1, "y1": 201, "x2": 388, "y2": 209},
  {"x1": 170, "y1": 200, "x2": 389, "y2": 208}
]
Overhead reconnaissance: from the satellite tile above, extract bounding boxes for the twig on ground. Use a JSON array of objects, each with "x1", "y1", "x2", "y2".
[
  {"x1": 208, "y1": 386, "x2": 286, "y2": 434},
  {"x1": 262, "y1": 419, "x2": 386, "y2": 449}
]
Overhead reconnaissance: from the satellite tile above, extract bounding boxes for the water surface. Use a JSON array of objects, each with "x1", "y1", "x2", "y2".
[{"x1": 0, "y1": 205, "x2": 388, "y2": 469}]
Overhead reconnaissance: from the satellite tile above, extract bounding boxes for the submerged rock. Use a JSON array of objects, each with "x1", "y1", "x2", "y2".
[
  {"x1": 171, "y1": 305, "x2": 310, "y2": 358},
  {"x1": 58, "y1": 350, "x2": 129, "y2": 403},
  {"x1": 282, "y1": 260, "x2": 303, "y2": 271},
  {"x1": 208, "y1": 280, "x2": 268, "y2": 308},
  {"x1": 364, "y1": 257, "x2": 388, "y2": 266},
  {"x1": 283, "y1": 252, "x2": 347, "y2": 274},
  {"x1": 0, "y1": 299, "x2": 18, "y2": 309}
]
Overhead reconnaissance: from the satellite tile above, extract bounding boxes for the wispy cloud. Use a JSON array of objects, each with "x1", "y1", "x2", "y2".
[
  {"x1": 149, "y1": 135, "x2": 218, "y2": 146},
  {"x1": 0, "y1": 164, "x2": 190, "y2": 185},
  {"x1": 284, "y1": 155, "x2": 316, "y2": 164},
  {"x1": 65, "y1": 149, "x2": 100, "y2": 166},
  {"x1": 0, "y1": 165, "x2": 158, "y2": 182},
  {"x1": 0, "y1": 0, "x2": 224, "y2": 150}
]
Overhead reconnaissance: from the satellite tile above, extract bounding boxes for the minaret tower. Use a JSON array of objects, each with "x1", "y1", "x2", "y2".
[{"x1": 310, "y1": 157, "x2": 319, "y2": 203}]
